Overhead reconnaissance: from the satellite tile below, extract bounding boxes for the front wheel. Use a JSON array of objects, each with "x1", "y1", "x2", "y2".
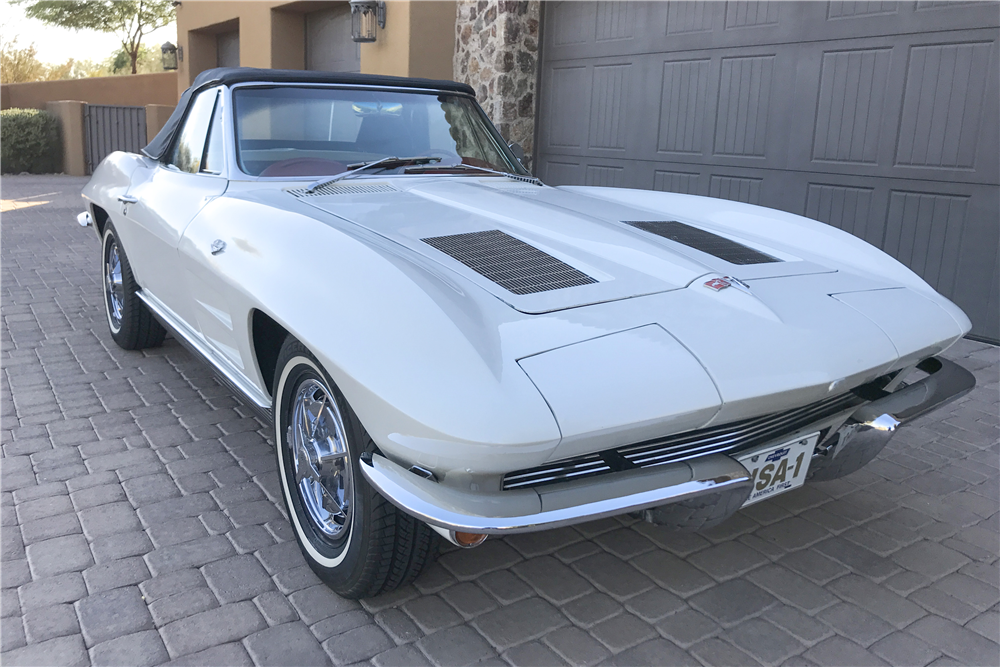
[
  {"x1": 273, "y1": 337, "x2": 434, "y2": 598},
  {"x1": 101, "y1": 223, "x2": 166, "y2": 350}
]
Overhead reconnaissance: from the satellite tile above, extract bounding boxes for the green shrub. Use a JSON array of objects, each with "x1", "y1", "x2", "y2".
[{"x1": 1, "y1": 108, "x2": 62, "y2": 174}]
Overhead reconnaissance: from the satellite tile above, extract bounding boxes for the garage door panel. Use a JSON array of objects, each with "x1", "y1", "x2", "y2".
[
  {"x1": 665, "y1": 1, "x2": 718, "y2": 35},
  {"x1": 811, "y1": 47, "x2": 894, "y2": 164},
  {"x1": 305, "y1": 5, "x2": 360, "y2": 73},
  {"x1": 713, "y1": 54, "x2": 777, "y2": 159},
  {"x1": 541, "y1": 65, "x2": 591, "y2": 149},
  {"x1": 653, "y1": 169, "x2": 703, "y2": 195},
  {"x1": 656, "y1": 58, "x2": 712, "y2": 155},
  {"x1": 883, "y1": 190, "x2": 968, "y2": 295},
  {"x1": 826, "y1": 2, "x2": 899, "y2": 20},
  {"x1": 542, "y1": 160, "x2": 584, "y2": 185},
  {"x1": 894, "y1": 40, "x2": 995, "y2": 173},
  {"x1": 588, "y1": 63, "x2": 632, "y2": 151},
  {"x1": 804, "y1": 182, "x2": 882, "y2": 247}
]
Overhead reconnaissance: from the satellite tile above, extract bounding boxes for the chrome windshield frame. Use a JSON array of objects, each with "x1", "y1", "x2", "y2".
[{"x1": 226, "y1": 81, "x2": 530, "y2": 182}]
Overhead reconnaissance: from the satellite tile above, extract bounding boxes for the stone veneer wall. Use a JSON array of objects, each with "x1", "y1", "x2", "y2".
[{"x1": 454, "y1": 0, "x2": 541, "y2": 170}]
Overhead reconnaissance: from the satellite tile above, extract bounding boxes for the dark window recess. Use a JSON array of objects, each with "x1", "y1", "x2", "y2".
[
  {"x1": 624, "y1": 220, "x2": 780, "y2": 265},
  {"x1": 422, "y1": 230, "x2": 597, "y2": 295}
]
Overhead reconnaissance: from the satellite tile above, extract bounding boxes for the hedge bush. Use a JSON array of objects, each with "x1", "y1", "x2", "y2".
[{"x1": 1, "y1": 108, "x2": 62, "y2": 174}]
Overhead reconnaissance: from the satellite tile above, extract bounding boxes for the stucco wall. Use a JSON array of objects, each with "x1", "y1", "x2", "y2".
[
  {"x1": 1, "y1": 72, "x2": 178, "y2": 111},
  {"x1": 454, "y1": 0, "x2": 540, "y2": 168},
  {"x1": 360, "y1": 1, "x2": 456, "y2": 79}
]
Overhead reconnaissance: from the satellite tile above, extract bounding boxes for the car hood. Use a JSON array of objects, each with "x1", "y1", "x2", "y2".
[{"x1": 290, "y1": 177, "x2": 842, "y2": 314}]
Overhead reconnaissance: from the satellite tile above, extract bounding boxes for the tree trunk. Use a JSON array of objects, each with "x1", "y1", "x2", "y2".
[{"x1": 130, "y1": 49, "x2": 139, "y2": 74}]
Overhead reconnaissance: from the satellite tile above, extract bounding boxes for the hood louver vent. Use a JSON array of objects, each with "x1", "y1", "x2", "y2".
[
  {"x1": 422, "y1": 230, "x2": 597, "y2": 295},
  {"x1": 287, "y1": 183, "x2": 397, "y2": 197},
  {"x1": 624, "y1": 220, "x2": 780, "y2": 265},
  {"x1": 479, "y1": 181, "x2": 544, "y2": 196}
]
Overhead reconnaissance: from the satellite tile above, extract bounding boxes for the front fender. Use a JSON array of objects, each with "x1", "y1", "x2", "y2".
[
  {"x1": 81, "y1": 151, "x2": 145, "y2": 236},
  {"x1": 183, "y1": 194, "x2": 562, "y2": 476}
]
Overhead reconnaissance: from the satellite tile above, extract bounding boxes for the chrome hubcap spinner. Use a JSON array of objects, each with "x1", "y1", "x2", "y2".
[{"x1": 289, "y1": 379, "x2": 353, "y2": 537}]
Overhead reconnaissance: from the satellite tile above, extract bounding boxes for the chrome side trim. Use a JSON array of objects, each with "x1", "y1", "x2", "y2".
[
  {"x1": 136, "y1": 290, "x2": 273, "y2": 424},
  {"x1": 360, "y1": 453, "x2": 751, "y2": 535}
]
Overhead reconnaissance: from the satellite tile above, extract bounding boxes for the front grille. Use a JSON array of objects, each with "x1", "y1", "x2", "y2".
[
  {"x1": 624, "y1": 220, "x2": 780, "y2": 265},
  {"x1": 422, "y1": 230, "x2": 597, "y2": 295},
  {"x1": 501, "y1": 392, "x2": 861, "y2": 490}
]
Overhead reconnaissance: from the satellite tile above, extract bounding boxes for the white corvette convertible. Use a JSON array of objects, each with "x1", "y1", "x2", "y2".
[{"x1": 80, "y1": 68, "x2": 975, "y2": 598}]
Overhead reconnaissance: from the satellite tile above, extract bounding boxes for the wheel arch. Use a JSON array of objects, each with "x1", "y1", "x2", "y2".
[
  {"x1": 251, "y1": 308, "x2": 290, "y2": 397},
  {"x1": 91, "y1": 204, "x2": 110, "y2": 237}
]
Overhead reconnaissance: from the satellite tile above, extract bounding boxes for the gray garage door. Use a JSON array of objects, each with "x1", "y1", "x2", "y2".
[
  {"x1": 535, "y1": 1, "x2": 999, "y2": 342},
  {"x1": 306, "y1": 5, "x2": 361, "y2": 73}
]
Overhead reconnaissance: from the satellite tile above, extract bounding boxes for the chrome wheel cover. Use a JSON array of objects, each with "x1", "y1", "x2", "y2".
[
  {"x1": 105, "y1": 240, "x2": 124, "y2": 329},
  {"x1": 288, "y1": 379, "x2": 353, "y2": 538}
]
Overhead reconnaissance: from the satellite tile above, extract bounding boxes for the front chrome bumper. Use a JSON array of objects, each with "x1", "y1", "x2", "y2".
[
  {"x1": 809, "y1": 356, "x2": 976, "y2": 481},
  {"x1": 360, "y1": 452, "x2": 752, "y2": 535},
  {"x1": 360, "y1": 355, "x2": 975, "y2": 535}
]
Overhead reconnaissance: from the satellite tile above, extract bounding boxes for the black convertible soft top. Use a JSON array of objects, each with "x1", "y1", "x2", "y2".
[{"x1": 142, "y1": 67, "x2": 477, "y2": 161}]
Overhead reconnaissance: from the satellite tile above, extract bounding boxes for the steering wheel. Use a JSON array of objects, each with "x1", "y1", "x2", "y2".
[{"x1": 259, "y1": 158, "x2": 347, "y2": 178}]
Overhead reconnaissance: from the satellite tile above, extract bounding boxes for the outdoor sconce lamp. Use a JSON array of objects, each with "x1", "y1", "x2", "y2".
[
  {"x1": 350, "y1": 0, "x2": 386, "y2": 43},
  {"x1": 161, "y1": 42, "x2": 179, "y2": 70}
]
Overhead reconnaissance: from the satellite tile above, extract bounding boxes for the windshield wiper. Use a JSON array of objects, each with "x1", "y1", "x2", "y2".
[
  {"x1": 304, "y1": 156, "x2": 441, "y2": 193},
  {"x1": 404, "y1": 162, "x2": 542, "y2": 185}
]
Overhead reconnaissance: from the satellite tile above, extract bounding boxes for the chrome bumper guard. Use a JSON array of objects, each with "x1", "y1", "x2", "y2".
[{"x1": 361, "y1": 356, "x2": 975, "y2": 534}]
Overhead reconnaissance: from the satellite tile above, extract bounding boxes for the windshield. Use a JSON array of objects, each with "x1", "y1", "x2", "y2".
[{"x1": 232, "y1": 86, "x2": 528, "y2": 178}]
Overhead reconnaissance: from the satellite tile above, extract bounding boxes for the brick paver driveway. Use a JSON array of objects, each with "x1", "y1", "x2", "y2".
[{"x1": 2, "y1": 175, "x2": 998, "y2": 667}]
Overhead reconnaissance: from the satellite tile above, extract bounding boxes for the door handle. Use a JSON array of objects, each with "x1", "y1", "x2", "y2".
[{"x1": 117, "y1": 195, "x2": 138, "y2": 204}]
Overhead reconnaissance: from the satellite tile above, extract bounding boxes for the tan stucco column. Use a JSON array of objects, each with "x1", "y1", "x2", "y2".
[
  {"x1": 145, "y1": 104, "x2": 174, "y2": 144},
  {"x1": 46, "y1": 100, "x2": 87, "y2": 176},
  {"x1": 361, "y1": 1, "x2": 456, "y2": 79}
]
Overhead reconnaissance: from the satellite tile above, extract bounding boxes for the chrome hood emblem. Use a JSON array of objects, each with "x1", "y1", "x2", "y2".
[{"x1": 704, "y1": 276, "x2": 751, "y2": 293}]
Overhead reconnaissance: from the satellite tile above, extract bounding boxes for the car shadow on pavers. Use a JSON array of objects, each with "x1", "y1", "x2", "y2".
[{"x1": 1, "y1": 177, "x2": 998, "y2": 667}]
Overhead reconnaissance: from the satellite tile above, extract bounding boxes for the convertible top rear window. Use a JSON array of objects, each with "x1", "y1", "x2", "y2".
[{"x1": 232, "y1": 87, "x2": 526, "y2": 178}]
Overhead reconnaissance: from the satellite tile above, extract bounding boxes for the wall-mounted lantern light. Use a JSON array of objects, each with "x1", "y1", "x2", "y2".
[
  {"x1": 350, "y1": 0, "x2": 386, "y2": 43},
  {"x1": 161, "y1": 42, "x2": 179, "y2": 70}
]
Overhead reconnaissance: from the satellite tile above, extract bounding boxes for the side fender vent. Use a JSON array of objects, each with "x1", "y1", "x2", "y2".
[
  {"x1": 624, "y1": 220, "x2": 780, "y2": 265},
  {"x1": 422, "y1": 230, "x2": 597, "y2": 295},
  {"x1": 287, "y1": 183, "x2": 397, "y2": 197}
]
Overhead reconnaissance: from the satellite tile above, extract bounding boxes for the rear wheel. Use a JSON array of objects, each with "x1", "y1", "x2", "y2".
[
  {"x1": 101, "y1": 223, "x2": 166, "y2": 350},
  {"x1": 273, "y1": 337, "x2": 434, "y2": 598}
]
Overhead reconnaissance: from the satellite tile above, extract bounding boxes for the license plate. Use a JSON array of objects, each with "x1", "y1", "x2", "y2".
[{"x1": 737, "y1": 433, "x2": 819, "y2": 507}]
